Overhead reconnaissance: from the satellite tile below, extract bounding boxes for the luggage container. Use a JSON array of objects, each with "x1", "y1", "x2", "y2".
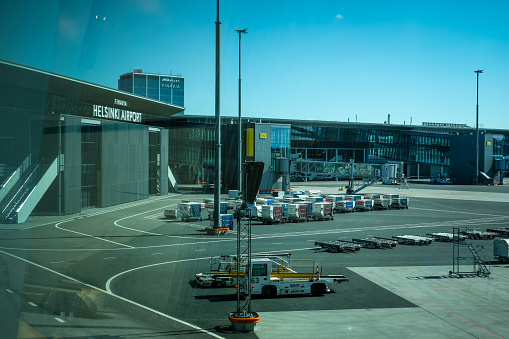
[
  {"x1": 210, "y1": 214, "x2": 234, "y2": 230},
  {"x1": 288, "y1": 204, "x2": 308, "y2": 222},
  {"x1": 373, "y1": 198, "x2": 391, "y2": 210},
  {"x1": 344, "y1": 195, "x2": 363, "y2": 201},
  {"x1": 298, "y1": 201, "x2": 314, "y2": 219},
  {"x1": 309, "y1": 196, "x2": 324, "y2": 203},
  {"x1": 179, "y1": 202, "x2": 203, "y2": 222},
  {"x1": 326, "y1": 195, "x2": 345, "y2": 202},
  {"x1": 355, "y1": 199, "x2": 373, "y2": 211},
  {"x1": 205, "y1": 201, "x2": 228, "y2": 219},
  {"x1": 494, "y1": 239, "x2": 509, "y2": 260},
  {"x1": 261, "y1": 205, "x2": 284, "y2": 224},
  {"x1": 228, "y1": 190, "x2": 240, "y2": 199},
  {"x1": 164, "y1": 209, "x2": 182, "y2": 219},
  {"x1": 383, "y1": 194, "x2": 400, "y2": 199},
  {"x1": 304, "y1": 190, "x2": 322, "y2": 197},
  {"x1": 281, "y1": 197, "x2": 301, "y2": 204},
  {"x1": 390, "y1": 197, "x2": 409, "y2": 209},
  {"x1": 272, "y1": 202, "x2": 289, "y2": 221},
  {"x1": 312, "y1": 202, "x2": 334, "y2": 221},
  {"x1": 334, "y1": 200, "x2": 355, "y2": 213}
]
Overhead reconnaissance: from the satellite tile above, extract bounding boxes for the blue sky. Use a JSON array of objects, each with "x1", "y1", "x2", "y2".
[{"x1": 1, "y1": 0, "x2": 508, "y2": 129}]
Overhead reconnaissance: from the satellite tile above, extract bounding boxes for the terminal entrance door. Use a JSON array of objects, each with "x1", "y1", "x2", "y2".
[
  {"x1": 81, "y1": 124, "x2": 100, "y2": 209},
  {"x1": 149, "y1": 130, "x2": 160, "y2": 195}
]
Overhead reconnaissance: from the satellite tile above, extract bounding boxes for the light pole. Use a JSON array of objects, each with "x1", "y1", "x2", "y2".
[
  {"x1": 235, "y1": 28, "x2": 247, "y2": 192},
  {"x1": 214, "y1": 0, "x2": 221, "y2": 227},
  {"x1": 474, "y1": 69, "x2": 483, "y2": 184}
]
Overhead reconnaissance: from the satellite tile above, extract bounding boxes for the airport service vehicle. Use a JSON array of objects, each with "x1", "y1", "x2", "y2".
[
  {"x1": 261, "y1": 204, "x2": 284, "y2": 224},
  {"x1": 240, "y1": 258, "x2": 348, "y2": 297},
  {"x1": 493, "y1": 239, "x2": 509, "y2": 261},
  {"x1": 354, "y1": 198, "x2": 374, "y2": 211}
]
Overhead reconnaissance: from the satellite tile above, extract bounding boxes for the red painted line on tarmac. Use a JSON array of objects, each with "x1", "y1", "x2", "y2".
[{"x1": 403, "y1": 289, "x2": 504, "y2": 339}]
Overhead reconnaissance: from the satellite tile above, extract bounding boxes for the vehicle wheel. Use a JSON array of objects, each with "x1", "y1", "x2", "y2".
[
  {"x1": 262, "y1": 285, "x2": 277, "y2": 298},
  {"x1": 214, "y1": 281, "x2": 224, "y2": 288},
  {"x1": 311, "y1": 283, "x2": 326, "y2": 296}
]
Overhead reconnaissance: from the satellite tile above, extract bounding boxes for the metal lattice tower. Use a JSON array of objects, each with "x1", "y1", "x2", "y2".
[{"x1": 235, "y1": 207, "x2": 252, "y2": 315}]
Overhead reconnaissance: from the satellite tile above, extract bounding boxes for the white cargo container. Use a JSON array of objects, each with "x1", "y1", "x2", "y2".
[
  {"x1": 312, "y1": 202, "x2": 334, "y2": 220},
  {"x1": 494, "y1": 239, "x2": 509, "y2": 260}
]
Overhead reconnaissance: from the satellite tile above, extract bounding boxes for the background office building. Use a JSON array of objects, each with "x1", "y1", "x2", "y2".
[{"x1": 118, "y1": 69, "x2": 185, "y2": 108}]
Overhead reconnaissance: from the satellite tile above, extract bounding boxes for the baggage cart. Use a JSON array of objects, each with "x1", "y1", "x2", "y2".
[
  {"x1": 352, "y1": 237, "x2": 395, "y2": 249},
  {"x1": 390, "y1": 197, "x2": 409, "y2": 209},
  {"x1": 179, "y1": 202, "x2": 203, "y2": 222},
  {"x1": 373, "y1": 198, "x2": 391, "y2": 210},
  {"x1": 312, "y1": 202, "x2": 334, "y2": 221},
  {"x1": 272, "y1": 202, "x2": 289, "y2": 222},
  {"x1": 210, "y1": 214, "x2": 234, "y2": 230},
  {"x1": 288, "y1": 203, "x2": 308, "y2": 222},
  {"x1": 355, "y1": 199, "x2": 373, "y2": 211},
  {"x1": 164, "y1": 209, "x2": 182, "y2": 219},
  {"x1": 205, "y1": 201, "x2": 228, "y2": 220},
  {"x1": 261, "y1": 205, "x2": 284, "y2": 224},
  {"x1": 334, "y1": 200, "x2": 355, "y2": 213},
  {"x1": 315, "y1": 240, "x2": 361, "y2": 253}
]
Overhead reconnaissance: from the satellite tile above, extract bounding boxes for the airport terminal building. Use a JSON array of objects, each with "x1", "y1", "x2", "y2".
[{"x1": 1, "y1": 60, "x2": 509, "y2": 224}]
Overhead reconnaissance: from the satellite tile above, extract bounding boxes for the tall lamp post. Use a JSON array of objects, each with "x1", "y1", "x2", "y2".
[
  {"x1": 474, "y1": 69, "x2": 483, "y2": 184},
  {"x1": 235, "y1": 28, "x2": 247, "y2": 192},
  {"x1": 214, "y1": 0, "x2": 221, "y2": 228}
]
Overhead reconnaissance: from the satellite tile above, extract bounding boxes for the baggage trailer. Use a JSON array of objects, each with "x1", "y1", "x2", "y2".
[
  {"x1": 164, "y1": 209, "x2": 182, "y2": 219},
  {"x1": 487, "y1": 228, "x2": 509, "y2": 237},
  {"x1": 355, "y1": 199, "x2": 374, "y2": 211},
  {"x1": 261, "y1": 204, "x2": 284, "y2": 224},
  {"x1": 179, "y1": 202, "x2": 203, "y2": 222},
  {"x1": 373, "y1": 198, "x2": 391, "y2": 210},
  {"x1": 315, "y1": 240, "x2": 361, "y2": 252},
  {"x1": 390, "y1": 197, "x2": 409, "y2": 209},
  {"x1": 427, "y1": 232, "x2": 465, "y2": 242},
  {"x1": 334, "y1": 200, "x2": 355, "y2": 213},
  {"x1": 239, "y1": 258, "x2": 348, "y2": 297},
  {"x1": 288, "y1": 204, "x2": 308, "y2": 222},
  {"x1": 352, "y1": 237, "x2": 396, "y2": 249},
  {"x1": 392, "y1": 235, "x2": 432, "y2": 245},
  {"x1": 461, "y1": 229, "x2": 497, "y2": 240},
  {"x1": 312, "y1": 202, "x2": 334, "y2": 221},
  {"x1": 272, "y1": 202, "x2": 289, "y2": 222},
  {"x1": 493, "y1": 239, "x2": 509, "y2": 261}
]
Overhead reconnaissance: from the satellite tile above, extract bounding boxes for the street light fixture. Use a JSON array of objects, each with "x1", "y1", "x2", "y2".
[
  {"x1": 474, "y1": 69, "x2": 483, "y2": 184},
  {"x1": 235, "y1": 28, "x2": 247, "y2": 192}
]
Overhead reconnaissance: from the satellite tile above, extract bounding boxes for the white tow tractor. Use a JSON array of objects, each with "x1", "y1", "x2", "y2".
[{"x1": 240, "y1": 257, "x2": 348, "y2": 297}]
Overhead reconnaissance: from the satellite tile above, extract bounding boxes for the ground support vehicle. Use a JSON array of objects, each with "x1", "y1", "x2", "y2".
[
  {"x1": 179, "y1": 202, "x2": 203, "y2": 222},
  {"x1": 334, "y1": 200, "x2": 355, "y2": 213},
  {"x1": 352, "y1": 237, "x2": 396, "y2": 249},
  {"x1": 390, "y1": 197, "x2": 409, "y2": 209},
  {"x1": 392, "y1": 235, "x2": 432, "y2": 245},
  {"x1": 493, "y1": 239, "x2": 509, "y2": 261},
  {"x1": 312, "y1": 202, "x2": 334, "y2": 220},
  {"x1": 241, "y1": 258, "x2": 348, "y2": 297},
  {"x1": 288, "y1": 204, "x2": 308, "y2": 222},
  {"x1": 315, "y1": 240, "x2": 361, "y2": 252},
  {"x1": 355, "y1": 199, "x2": 374, "y2": 211},
  {"x1": 164, "y1": 209, "x2": 182, "y2": 219},
  {"x1": 373, "y1": 198, "x2": 391, "y2": 210},
  {"x1": 462, "y1": 229, "x2": 497, "y2": 240},
  {"x1": 261, "y1": 205, "x2": 284, "y2": 224}
]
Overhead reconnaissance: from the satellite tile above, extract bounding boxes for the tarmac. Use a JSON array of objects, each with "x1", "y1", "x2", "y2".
[{"x1": 253, "y1": 181, "x2": 509, "y2": 339}]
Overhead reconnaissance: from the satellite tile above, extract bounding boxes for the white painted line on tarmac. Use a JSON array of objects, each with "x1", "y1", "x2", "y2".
[
  {"x1": 50, "y1": 261, "x2": 64, "y2": 264},
  {"x1": 54, "y1": 317, "x2": 65, "y2": 323},
  {"x1": 28, "y1": 302, "x2": 37, "y2": 307},
  {"x1": 151, "y1": 252, "x2": 164, "y2": 256},
  {"x1": 0, "y1": 249, "x2": 224, "y2": 339},
  {"x1": 5, "y1": 288, "x2": 13, "y2": 293},
  {"x1": 103, "y1": 257, "x2": 116, "y2": 260},
  {"x1": 55, "y1": 220, "x2": 134, "y2": 249}
]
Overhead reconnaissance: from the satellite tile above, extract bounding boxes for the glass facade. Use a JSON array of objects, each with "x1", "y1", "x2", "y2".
[
  {"x1": 271, "y1": 126, "x2": 291, "y2": 170},
  {"x1": 118, "y1": 72, "x2": 184, "y2": 107}
]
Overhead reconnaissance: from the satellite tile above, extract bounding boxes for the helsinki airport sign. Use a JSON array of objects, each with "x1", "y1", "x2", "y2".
[{"x1": 92, "y1": 104, "x2": 142, "y2": 123}]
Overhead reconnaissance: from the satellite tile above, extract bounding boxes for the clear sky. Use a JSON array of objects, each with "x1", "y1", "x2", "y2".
[{"x1": 1, "y1": 0, "x2": 508, "y2": 129}]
